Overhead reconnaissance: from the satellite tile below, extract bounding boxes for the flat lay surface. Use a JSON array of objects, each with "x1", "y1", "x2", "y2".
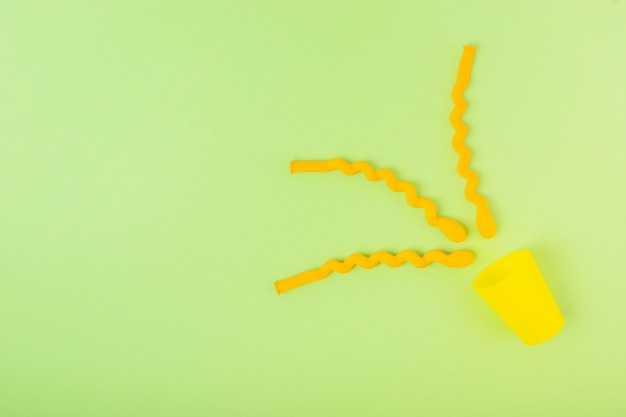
[{"x1": 1, "y1": 1, "x2": 625, "y2": 416}]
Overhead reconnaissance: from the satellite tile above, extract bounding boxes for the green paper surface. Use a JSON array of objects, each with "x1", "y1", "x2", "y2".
[{"x1": 1, "y1": 1, "x2": 625, "y2": 416}]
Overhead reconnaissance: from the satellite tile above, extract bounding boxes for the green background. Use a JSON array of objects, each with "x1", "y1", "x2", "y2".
[{"x1": 1, "y1": 1, "x2": 625, "y2": 416}]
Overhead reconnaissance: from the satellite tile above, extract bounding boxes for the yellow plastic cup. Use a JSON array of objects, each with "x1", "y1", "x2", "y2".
[{"x1": 472, "y1": 249, "x2": 564, "y2": 345}]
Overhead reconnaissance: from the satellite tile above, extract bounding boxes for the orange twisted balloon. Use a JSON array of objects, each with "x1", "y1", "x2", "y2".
[
  {"x1": 274, "y1": 250, "x2": 474, "y2": 294},
  {"x1": 290, "y1": 159, "x2": 466, "y2": 242},
  {"x1": 450, "y1": 45, "x2": 496, "y2": 239}
]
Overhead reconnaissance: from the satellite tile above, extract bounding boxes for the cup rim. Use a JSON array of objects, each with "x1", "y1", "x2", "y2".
[{"x1": 472, "y1": 249, "x2": 534, "y2": 290}]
